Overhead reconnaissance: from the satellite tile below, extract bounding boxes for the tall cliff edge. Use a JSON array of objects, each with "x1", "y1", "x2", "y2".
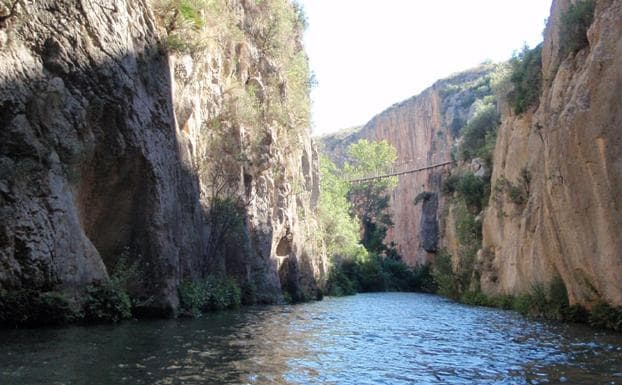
[
  {"x1": 0, "y1": 0, "x2": 326, "y2": 316},
  {"x1": 481, "y1": 0, "x2": 622, "y2": 306}
]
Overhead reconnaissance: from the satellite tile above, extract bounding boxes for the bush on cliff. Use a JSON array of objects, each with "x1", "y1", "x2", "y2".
[
  {"x1": 178, "y1": 275, "x2": 242, "y2": 317},
  {"x1": 459, "y1": 101, "x2": 500, "y2": 162},
  {"x1": 0, "y1": 290, "x2": 78, "y2": 328},
  {"x1": 589, "y1": 302, "x2": 622, "y2": 332},
  {"x1": 431, "y1": 249, "x2": 459, "y2": 299},
  {"x1": 81, "y1": 251, "x2": 144, "y2": 323},
  {"x1": 560, "y1": 0, "x2": 595, "y2": 56},
  {"x1": 509, "y1": 44, "x2": 542, "y2": 115},
  {"x1": 82, "y1": 282, "x2": 132, "y2": 323},
  {"x1": 442, "y1": 274, "x2": 605, "y2": 327}
]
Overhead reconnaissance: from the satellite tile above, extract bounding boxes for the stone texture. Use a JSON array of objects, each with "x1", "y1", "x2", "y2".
[
  {"x1": 0, "y1": 0, "x2": 326, "y2": 313},
  {"x1": 481, "y1": 0, "x2": 622, "y2": 306}
]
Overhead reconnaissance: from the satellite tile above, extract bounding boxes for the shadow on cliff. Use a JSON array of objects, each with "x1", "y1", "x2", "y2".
[{"x1": 0, "y1": 20, "x2": 324, "y2": 314}]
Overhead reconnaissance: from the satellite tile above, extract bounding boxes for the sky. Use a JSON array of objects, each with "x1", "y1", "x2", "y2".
[{"x1": 299, "y1": 0, "x2": 552, "y2": 136}]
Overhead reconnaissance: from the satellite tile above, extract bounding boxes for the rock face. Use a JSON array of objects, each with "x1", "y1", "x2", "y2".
[
  {"x1": 481, "y1": 0, "x2": 622, "y2": 306},
  {"x1": 320, "y1": 67, "x2": 493, "y2": 265},
  {"x1": 0, "y1": 0, "x2": 326, "y2": 314}
]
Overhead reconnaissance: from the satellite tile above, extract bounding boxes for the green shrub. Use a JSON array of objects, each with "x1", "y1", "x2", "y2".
[
  {"x1": 454, "y1": 202, "x2": 481, "y2": 247},
  {"x1": 83, "y1": 283, "x2": 132, "y2": 323},
  {"x1": 527, "y1": 283, "x2": 552, "y2": 318},
  {"x1": 325, "y1": 265, "x2": 357, "y2": 296},
  {"x1": 0, "y1": 290, "x2": 77, "y2": 328},
  {"x1": 455, "y1": 172, "x2": 487, "y2": 211},
  {"x1": 178, "y1": 280, "x2": 207, "y2": 317},
  {"x1": 509, "y1": 277, "x2": 570, "y2": 320},
  {"x1": 560, "y1": 0, "x2": 595, "y2": 56},
  {"x1": 178, "y1": 0, "x2": 204, "y2": 28},
  {"x1": 325, "y1": 254, "x2": 434, "y2": 296},
  {"x1": 356, "y1": 256, "x2": 387, "y2": 292},
  {"x1": 411, "y1": 263, "x2": 437, "y2": 293},
  {"x1": 459, "y1": 102, "x2": 500, "y2": 161},
  {"x1": 495, "y1": 169, "x2": 531, "y2": 205},
  {"x1": 203, "y1": 276, "x2": 242, "y2": 311},
  {"x1": 512, "y1": 294, "x2": 533, "y2": 316},
  {"x1": 510, "y1": 44, "x2": 542, "y2": 115},
  {"x1": 562, "y1": 304, "x2": 589, "y2": 323},
  {"x1": 507, "y1": 184, "x2": 527, "y2": 205},
  {"x1": 450, "y1": 117, "x2": 464, "y2": 137},
  {"x1": 432, "y1": 249, "x2": 459, "y2": 299},
  {"x1": 381, "y1": 258, "x2": 414, "y2": 291},
  {"x1": 442, "y1": 173, "x2": 460, "y2": 195},
  {"x1": 589, "y1": 302, "x2": 622, "y2": 332},
  {"x1": 443, "y1": 171, "x2": 489, "y2": 212},
  {"x1": 478, "y1": 130, "x2": 497, "y2": 168},
  {"x1": 206, "y1": 197, "x2": 248, "y2": 260},
  {"x1": 178, "y1": 275, "x2": 242, "y2": 317},
  {"x1": 492, "y1": 295, "x2": 515, "y2": 310},
  {"x1": 441, "y1": 277, "x2": 617, "y2": 331},
  {"x1": 461, "y1": 291, "x2": 493, "y2": 307},
  {"x1": 241, "y1": 279, "x2": 258, "y2": 305}
]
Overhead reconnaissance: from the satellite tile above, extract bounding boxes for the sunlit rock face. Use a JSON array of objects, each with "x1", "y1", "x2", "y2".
[
  {"x1": 320, "y1": 67, "x2": 493, "y2": 265},
  {"x1": 0, "y1": 0, "x2": 326, "y2": 314},
  {"x1": 481, "y1": 0, "x2": 622, "y2": 306}
]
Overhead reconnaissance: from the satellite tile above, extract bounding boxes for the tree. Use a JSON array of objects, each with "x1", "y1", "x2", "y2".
[
  {"x1": 317, "y1": 156, "x2": 362, "y2": 259},
  {"x1": 343, "y1": 139, "x2": 398, "y2": 254}
]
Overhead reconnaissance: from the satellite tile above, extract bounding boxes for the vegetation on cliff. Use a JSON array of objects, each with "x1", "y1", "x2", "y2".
[
  {"x1": 509, "y1": 44, "x2": 543, "y2": 115},
  {"x1": 560, "y1": 0, "x2": 595, "y2": 56},
  {"x1": 429, "y1": 2, "x2": 622, "y2": 333},
  {"x1": 437, "y1": 72, "x2": 501, "y2": 301},
  {"x1": 0, "y1": 252, "x2": 140, "y2": 327},
  {"x1": 0, "y1": 0, "x2": 321, "y2": 327},
  {"x1": 154, "y1": 0, "x2": 319, "y2": 312},
  {"x1": 178, "y1": 276, "x2": 242, "y2": 318}
]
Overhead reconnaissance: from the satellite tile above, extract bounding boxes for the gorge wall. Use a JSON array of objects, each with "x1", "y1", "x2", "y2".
[
  {"x1": 0, "y1": 0, "x2": 326, "y2": 315},
  {"x1": 481, "y1": 0, "x2": 622, "y2": 306}
]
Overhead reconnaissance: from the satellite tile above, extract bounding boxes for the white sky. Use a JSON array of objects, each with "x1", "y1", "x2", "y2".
[{"x1": 300, "y1": 0, "x2": 552, "y2": 136}]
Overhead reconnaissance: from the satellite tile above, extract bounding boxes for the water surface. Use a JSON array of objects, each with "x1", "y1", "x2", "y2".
[{"x1": 1, "y1": 293, "x2": 622, "y2": 384}]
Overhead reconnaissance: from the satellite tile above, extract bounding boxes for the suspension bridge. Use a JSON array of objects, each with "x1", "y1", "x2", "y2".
[{"x1": 346, "y1": 160, "x2": 454, "y2": 183}]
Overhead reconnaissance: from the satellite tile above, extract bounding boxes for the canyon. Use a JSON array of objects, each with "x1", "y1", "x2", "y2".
[
  {"x1": 0, "y1": 0, "x2": 619, "y2": 325},
  {"x1": 322, "y1": 0, "x2": 622, "y2": 307}
]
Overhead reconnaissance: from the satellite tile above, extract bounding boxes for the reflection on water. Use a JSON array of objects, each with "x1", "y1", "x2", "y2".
[{"x1": 1, "y1": 293, "x2": 622, "y2": 384}]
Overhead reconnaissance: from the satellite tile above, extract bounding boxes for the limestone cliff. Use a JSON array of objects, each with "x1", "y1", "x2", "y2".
[
  {"x1": 0, "y1": 0, "x2": 326, "y2": 315},
  {"x1": 481, "y1": 0, "x2": 622, "y2": 306},
  {"x1": 320, "y1": 66, "x2": 494, "y2": 265}
]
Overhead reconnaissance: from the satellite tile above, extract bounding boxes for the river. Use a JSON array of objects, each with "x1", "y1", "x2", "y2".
[{"x1": 1, "y1": 293, "x2": 622, "y2": 384}]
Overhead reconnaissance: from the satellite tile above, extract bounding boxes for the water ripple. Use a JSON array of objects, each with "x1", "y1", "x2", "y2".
[{"x1": 1, "y1": 293, "x2": 622, "y2": 384}]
